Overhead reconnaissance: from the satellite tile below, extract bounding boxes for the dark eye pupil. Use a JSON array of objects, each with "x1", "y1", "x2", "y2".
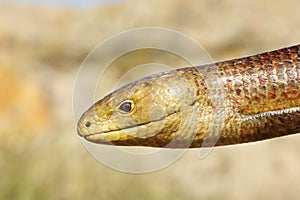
[
  {"x1": 85, "y1": 121, "x2": 91, "y2": 128},
  {"x1": 119, "y1": 102, "x2": 132, "y2": 112}
]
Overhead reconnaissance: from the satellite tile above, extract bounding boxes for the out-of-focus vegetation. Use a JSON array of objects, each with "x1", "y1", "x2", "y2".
[{"x1": 1, "y1": 0, "x2": 300, "y2": 199}]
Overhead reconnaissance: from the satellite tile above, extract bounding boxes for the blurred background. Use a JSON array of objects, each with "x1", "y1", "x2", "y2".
[{"x1": 1, "y1": 0, "x2": 300, "y2": 199}]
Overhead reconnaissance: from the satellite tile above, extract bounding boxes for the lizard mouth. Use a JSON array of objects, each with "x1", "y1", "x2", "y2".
[{"x1": 82, "y1": 111, "x2": 179, "y2": 144}]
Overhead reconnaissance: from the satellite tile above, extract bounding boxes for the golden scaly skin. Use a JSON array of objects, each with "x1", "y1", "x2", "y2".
[{"x1": 77, "y1": 45, "x2": 300, "y2": 148}]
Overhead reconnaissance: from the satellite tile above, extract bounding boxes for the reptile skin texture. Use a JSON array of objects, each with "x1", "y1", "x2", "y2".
[{"x1": 77, "y1": 45, "x2": 300, "y2": 148}]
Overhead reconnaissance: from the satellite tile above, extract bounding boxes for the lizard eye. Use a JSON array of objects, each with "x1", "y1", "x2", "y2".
[
  {"x1": 118, "y1": 100, "x2": 134, "y2": 113},
  {"x1": 84, "y1": 121, "x2": 91, "y2": 128}
]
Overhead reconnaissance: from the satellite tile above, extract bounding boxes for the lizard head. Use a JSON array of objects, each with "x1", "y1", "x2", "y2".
[{"x1": 77, "y1": 69, "x2": 205, "y2": 147}]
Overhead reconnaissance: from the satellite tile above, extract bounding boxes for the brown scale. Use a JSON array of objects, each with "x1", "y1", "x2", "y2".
[
  {"x1": 172, "y1": 45, "x2": 300, "y2": 147},
  {"x1": 210, "y1": 45, "x2": 300, "y2": 146}
]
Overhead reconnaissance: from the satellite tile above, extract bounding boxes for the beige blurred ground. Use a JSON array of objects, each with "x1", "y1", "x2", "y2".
[{"x1": 1, "y1": 0, "x2": 300, "y2": 199}]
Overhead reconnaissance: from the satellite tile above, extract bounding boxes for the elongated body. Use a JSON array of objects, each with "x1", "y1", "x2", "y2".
[{"x1": 77, "y1": 44, "x2": 300, "y2": 148}]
